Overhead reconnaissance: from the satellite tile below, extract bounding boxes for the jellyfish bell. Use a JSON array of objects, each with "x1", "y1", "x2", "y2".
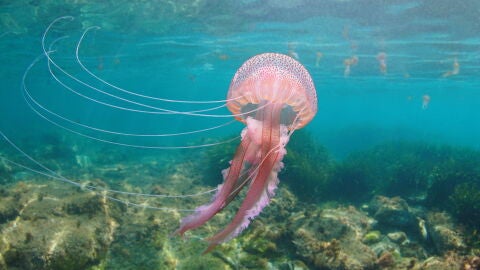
[
  {"x1": 227, "y1": 53, "x2": 317, "y2": 129},
  {"x1": 175, "y1": 53, "x2": 317, "y2": 252}
]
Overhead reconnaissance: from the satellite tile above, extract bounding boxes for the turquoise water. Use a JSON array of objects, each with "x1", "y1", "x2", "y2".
[
  {"x1": 1, "y1": 1, "x2": 480, "y2": 269},
  {"x1": 1, "y1": 1, "x2": 479, "y2": 155}
]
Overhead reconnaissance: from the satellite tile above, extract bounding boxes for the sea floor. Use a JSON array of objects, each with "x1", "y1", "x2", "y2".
[{"x1": 0, "y1": 134, "x2": 479, "y2": 270}]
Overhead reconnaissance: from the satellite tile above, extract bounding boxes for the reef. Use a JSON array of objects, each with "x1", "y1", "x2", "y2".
[
  {"x1": 1, "y1": 136, "x2": 479, "y2": 269},
  {"x1": 0, "y1": 181, "x2": 118, "y2": 270},
  {"x1": 289, "y1": 206, "x2": 377, "y2": 269}
]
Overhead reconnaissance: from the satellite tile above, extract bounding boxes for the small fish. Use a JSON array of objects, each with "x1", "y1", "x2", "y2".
[{"x1": 418, "y1": 218, "x2": 428, "y2": 240}]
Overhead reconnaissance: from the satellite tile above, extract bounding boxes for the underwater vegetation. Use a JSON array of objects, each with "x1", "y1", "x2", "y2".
[
  {"x1": 425, "y1": 147, "x2": 480, "y2": 210},
  {"x1": 197, "y1": 137, "x2": 237, "y2": 186},
  {"x1": 332, "y1": 141, "x2": 480, "y2": 211},
  {"x1": 281, "y1": 129, "x2": 334, "y2": 202},
  {"x1": 332, "y1": 141, "x2": 442, "y2": 201},
  {"x1": 450, "y1": 182, "x2": 480, "y2": 229}
]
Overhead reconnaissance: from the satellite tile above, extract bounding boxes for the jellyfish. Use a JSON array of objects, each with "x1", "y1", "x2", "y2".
[
  {"x1": 442, "y1": 57, "x2": 460, "y2": 77},
  {"x1": 344, "y1": 55, "x2": 358, "y2": 77},
  {"x1": 287, "y1": 42, "x2": 299, "y2": 60},
  {"x1": 422, "y1": 94, "x2": 430, "y2": 110},
  {"x1": 315, "y1": 51, "x2": 323, "y2": 67},
  {"x1": 175, "y1": 53, "x2": 317, "y2": 252},
  {"x1": 376, "y1": 52, "x2": 387, "y2": 74}
]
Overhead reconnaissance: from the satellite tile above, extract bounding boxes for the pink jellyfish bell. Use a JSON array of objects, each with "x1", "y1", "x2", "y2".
[{"x1": 175, "y1": 53, "x2": 317, "y2": 252}]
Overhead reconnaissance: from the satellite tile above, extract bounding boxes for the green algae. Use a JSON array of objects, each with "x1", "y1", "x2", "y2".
[
  {"x1": 331, "y1": 141, "x2": 480, "y2": 208},
  {"x1": 197, "y1": 136, "x2": 237, "y2": 186},
  {"x1": 450, "y1": 182, "x2": 480, "y2": 229},
  {"x1": 281, "y1": 129, "x2": 334, "y2": 202},
  {"x1": 363, "y1": 230, "x2": 382, "y2": 244}
]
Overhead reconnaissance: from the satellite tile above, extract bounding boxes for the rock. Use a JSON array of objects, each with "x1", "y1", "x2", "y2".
[
  {"x1": 462, "y1": 256, "x2": 480, "y2": 270},
  {"x1": 0, "y1": 197, "x2": 18, "y2": 223},
  {"x1": 278, "y1": 260, "x2": 309, "y2": 270},
  {"x1": 370, "y1": 240, "x2": 400, "y2": 257},
  {"x1": 416, "y1": 255, "x2": 462, "y2": 270},
  {"x1": 290, "y1": 206, "x2": 377, "y2": 270},
  {"x1": 0, "y1": 182, "x2": 118, "y2": 270},
  {"x1": 426, "y1": 212, "x2": 466, "y2": 254},
  {"x1": 376, "y1": 251, "x2": 395, "y2": 268},
  {"x1": 429, "y1": 225, "x2": 466, "y2": 253},
  {"x1": 369, "y1": 196, "x2": 416, "y2": 229},
  {"x1": 399, "y1": 241, "x2": 428, "y2": 260},
  {"x1": 418, "y1": 217, "x2": 428, "y2": 240},
  {"x1": 387, "y1": 231, "x2": 408, "y2": 244}
]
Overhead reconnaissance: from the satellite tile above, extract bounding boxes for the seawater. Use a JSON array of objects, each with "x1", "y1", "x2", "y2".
[{"x1": 0, "y1": 1, "x2": 479, "y2": 269}]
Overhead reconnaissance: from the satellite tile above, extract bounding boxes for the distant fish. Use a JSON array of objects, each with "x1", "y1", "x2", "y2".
[{"x1": 418, "y1": 218, "x2": 428, "y2": 240}]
